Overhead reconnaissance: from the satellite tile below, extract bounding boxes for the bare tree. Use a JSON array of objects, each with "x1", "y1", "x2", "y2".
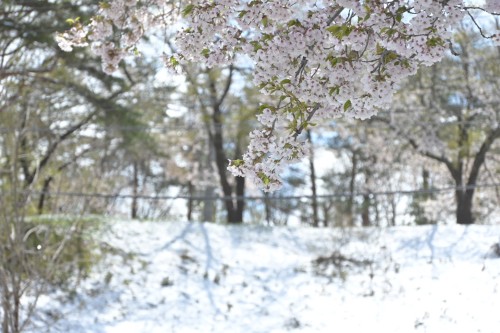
[
  {"x1": 376, "y1": 30, "x2": 500, "y2": 224},
  {"x1": 181, "y1": 65, "x2": 259, "y2": 223}
]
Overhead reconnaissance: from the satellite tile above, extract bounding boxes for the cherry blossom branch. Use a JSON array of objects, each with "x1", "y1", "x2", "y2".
[
  {"x1": 326, "y1": 7, "x2": 345, "y2": 26},
  {"x1": 54, "y1": 0, "x2": 500, "y2": 191}
]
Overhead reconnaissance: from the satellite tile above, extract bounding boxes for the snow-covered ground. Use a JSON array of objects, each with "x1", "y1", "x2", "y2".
[{"x1": 32, "y1": 221, "x2": 500, "y2": 333}]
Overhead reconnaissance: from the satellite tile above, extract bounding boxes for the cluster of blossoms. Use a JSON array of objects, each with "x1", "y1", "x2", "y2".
[
  {"x1": 57, "y1": 0, "x2": 172, "y2": 73},
  {"x1": 57, "y1": 0, "x2": 500, "y2": 190}
]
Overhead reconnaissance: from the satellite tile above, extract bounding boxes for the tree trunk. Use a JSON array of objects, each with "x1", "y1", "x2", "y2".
[
  {"x1": 264, "y1": 193, "x2": 272, "y2": 226},
  {"x1": 37, "y1": 176, "x2": 53, "y2": 214},
  {"x1": 347, "y1": 151, "x2": 357, "y2": 227},
  {"x1": 234, "y1": 175, "x2": 245, "y2": 223},
  {"x1": 361, "y1": 164, "x2": 371, "y2": 227},
  {"x1": 422, "y1": 168, "x2": 431, "y2": 199},
  {"x1": 361, "y1": 194, "x2": 371, "y2": 227},
  {"x1": 13, "y1": 282, "x2": 20, "y2": 333},
  {"x1": 307, "y1": 130, "x2": 320, "y2": 227},
  {"x1": 131, "y1": 161, "x2": 139, "y2": 219},
  {"x1": 202, "y1": 143, "x2": 216, "y2": 222},
  {"x1": 2, "y1": 288, "x2": 9, "y2": 333},
  {"x1": 456, "y1": 126, "x2": 500, "y2": 225},
  {"x1": 209, "y1": 88, "x2": 242, "y2": 223},
  {"x1": 202, "y1": 186, "x2": 216, "y2": 222},
  {"x1": 322, "y1": 203, "x2": 330, "y2": 227},
  {"x1": 187, "y1": 181, "x2": 194, "y2": 221},
  {"x1": 455, "y1": 188, "x2": 474, "y2": 224}
]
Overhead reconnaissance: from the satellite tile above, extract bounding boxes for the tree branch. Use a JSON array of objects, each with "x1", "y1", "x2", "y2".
[
  {"x1": 293, "y1": 103, "x2": 320, "y2": 139},
  {"x1": 326, "y1": 7, "x2": 345, "y2": 26},
  {"x1": 466, "y1": 9, "x2": 496, "y2": 39},
  {"x1": 217, "y1": 65, "x2": 233, "y2": 107},
  {"x1": 36, "y1": 111, "x2": 97, "y2": 177},
  {"x1": 467, "y1": 126, "x2": 500, "y2": 187},
  {"x1": 373, "y1": 116, "x2": 459, "y2": 179}
]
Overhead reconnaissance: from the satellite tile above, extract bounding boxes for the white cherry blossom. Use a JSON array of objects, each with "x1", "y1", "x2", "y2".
[{"x1": 56, "y1": 0, "x2": 500, "y2": 190}]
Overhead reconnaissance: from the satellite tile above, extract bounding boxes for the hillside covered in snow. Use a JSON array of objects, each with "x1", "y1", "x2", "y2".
[{"x1": 31, "y1": 221, "x2": 500, "y2": 333}]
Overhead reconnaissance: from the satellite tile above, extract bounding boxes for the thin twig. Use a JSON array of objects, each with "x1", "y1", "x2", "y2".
[
  {"x1": 326, "y1": 7, "x2": 345, "y2": 26},
  {"x1": 293, "y1": 103, "x2": 321, "y2": 139},
  {"x1": 466, "y1": 9, "x2": 496, "y2": 39}
]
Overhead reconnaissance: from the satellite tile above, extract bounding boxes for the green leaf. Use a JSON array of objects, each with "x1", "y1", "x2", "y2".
[
  {"x1": 250, "y1": 41, "x2": 263, "y2": 52},
  {"x1": 258, "y1": 82, "x2": 269, "y2": 90},
  {"x1": 326, "y1": 25, "x2": 353, "y2": 39},
  {"x1": 426, "y1": 37, "x2": 445, "y2": 47},
  {"x1": 230, "y1": 159, "x2": 244, "y2": 167},
  {"x1": 396, "y1": 6, "x2": 408, "y2": 14},
  {"x1": 375, "y1": 44, "x2": 385, "y2": 55},
  {"x1": 169, "y1": 56, "x2": 179, "y2": 67},
  {"x1": 329, "y1": 85, "x2": 340, "y2": 96},
  {"x1": 65, "y1": 17, "x2": 80, "y2": 25},
  {"x1": 380, "y1": 27, "x2": 397, "y2": 37},
  {"x1": 395, "y1": 5, "x2": 407, "y2": 22},
  {"x1": 262, "y1": 16, "x2": 269, "y2": 27},
  {"x1": 258, "y1": 104, "x2": 275, "y2": 112},
  {"x1": 287, "y1": 19, "x2": 301, "y2": 27},
  {"x1": 383, "y1": 51, "x2": 398, "y2": 64},
  {"x1": 343, "y1": 100, "x2": 352, "y2": 112},
  {"x1": 201, "y1": 48, "x2": 210, "y2": 58},
  {"x1": 280, "y1": 79, "x2": 291, "y2": 85},
  {"x1": 257, "y1": 172, "x2": 271, "y2": 186},
  {"x1": 248, "y1": 0, "x2": 262, "y2": 6},
  {"x1": 326, "y1": 25, "x2": 342, "y2": 35},
  {"x1": 182, "y1": 4, "x2": 195, "y2": 17},
  {"x1": 327, "y1": 55, "x2": 340, "y2": 67},
  {"x1": 262, "y1": 33, "x2": 274, "y2": 42}
]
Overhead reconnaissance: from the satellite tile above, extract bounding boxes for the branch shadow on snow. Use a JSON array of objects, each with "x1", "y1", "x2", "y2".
[
  {"x1": 198, "y1": 222, "x2": 223, "y2": 316},
  {"x1": 157, "y1": 221, "x2": 222, "y2": 315},
  {"x1": 157, "y1": 221, "x2": 195, "y2": 251},
  {"x1": 397, "y1": 225, "x2": 470, "y2": 263}
]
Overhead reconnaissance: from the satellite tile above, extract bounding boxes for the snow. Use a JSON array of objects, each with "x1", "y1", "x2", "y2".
[{"x1": 31, "y1": 221, "x2": 500, "y2": 333}]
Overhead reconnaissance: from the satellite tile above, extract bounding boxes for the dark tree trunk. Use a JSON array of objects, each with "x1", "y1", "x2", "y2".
[
  {"x1": 454, "y1": 126, "x2": 500, "y2": 225},
  {"x1": 131, "y1": 161, "x2": 139, "y2": 219},
  {"x1": 347, "y1": 151, "x2": 357, "y2": 227},
  {"x1": 361, "y1": 165, "x2": 371, "y2": 227},
  {"x1": 361, "y1": 194, "x2": 371, "y2": 227},
  {"x1": 207, "y1": 68, "x2": 244, "y2": 224},
  {"x1": 202, "y1": 143, "x2": 216, "y2": 222},
  {"x1": 307, "y1": 130, "x2": 320, "y2": 227},
  {"x1": 202, "y1": 186, "x2": 216, "y2": 222},
  {"x1": 37, "y1": 176, "x2": 53, "y2": 214},
  {"x1": 2, "y1": 300, "x2": 7, "y2": 333},
  {"x1": 264, "y1": 193, "x2": 272, "y2": 226},
  {"x1": 234, "y1": 175, "x2": 245, "y2": 223},
  {"x1": 187, "y1": 181, "x2": 194, "y2": 221},
  {"x1": 390, "y1": 196, "x2": 397, "y2": 227},
  {"x1": 211, "y1": 121, "x2": 239, "y2": 222},
  {"x1": 422, "y1": 169, "x2": 431, "y2": 199},
  {"x1": 322, "y1": 203, "x2": 330, "y2": 227},
  {"x1": 455, "y1": 188, "x2": 474, "y2": 225},
  {"x1": 450, "y1": 163, "x2": 474, "y2": 225}
]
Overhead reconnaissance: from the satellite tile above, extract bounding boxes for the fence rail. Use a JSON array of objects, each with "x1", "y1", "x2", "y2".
[
  {"x1": 2, "y1": 182, "x2": 499, "y2": 225},
  {"x1": 9, "y1": 182, "x2": 496, "y2": 201}
]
